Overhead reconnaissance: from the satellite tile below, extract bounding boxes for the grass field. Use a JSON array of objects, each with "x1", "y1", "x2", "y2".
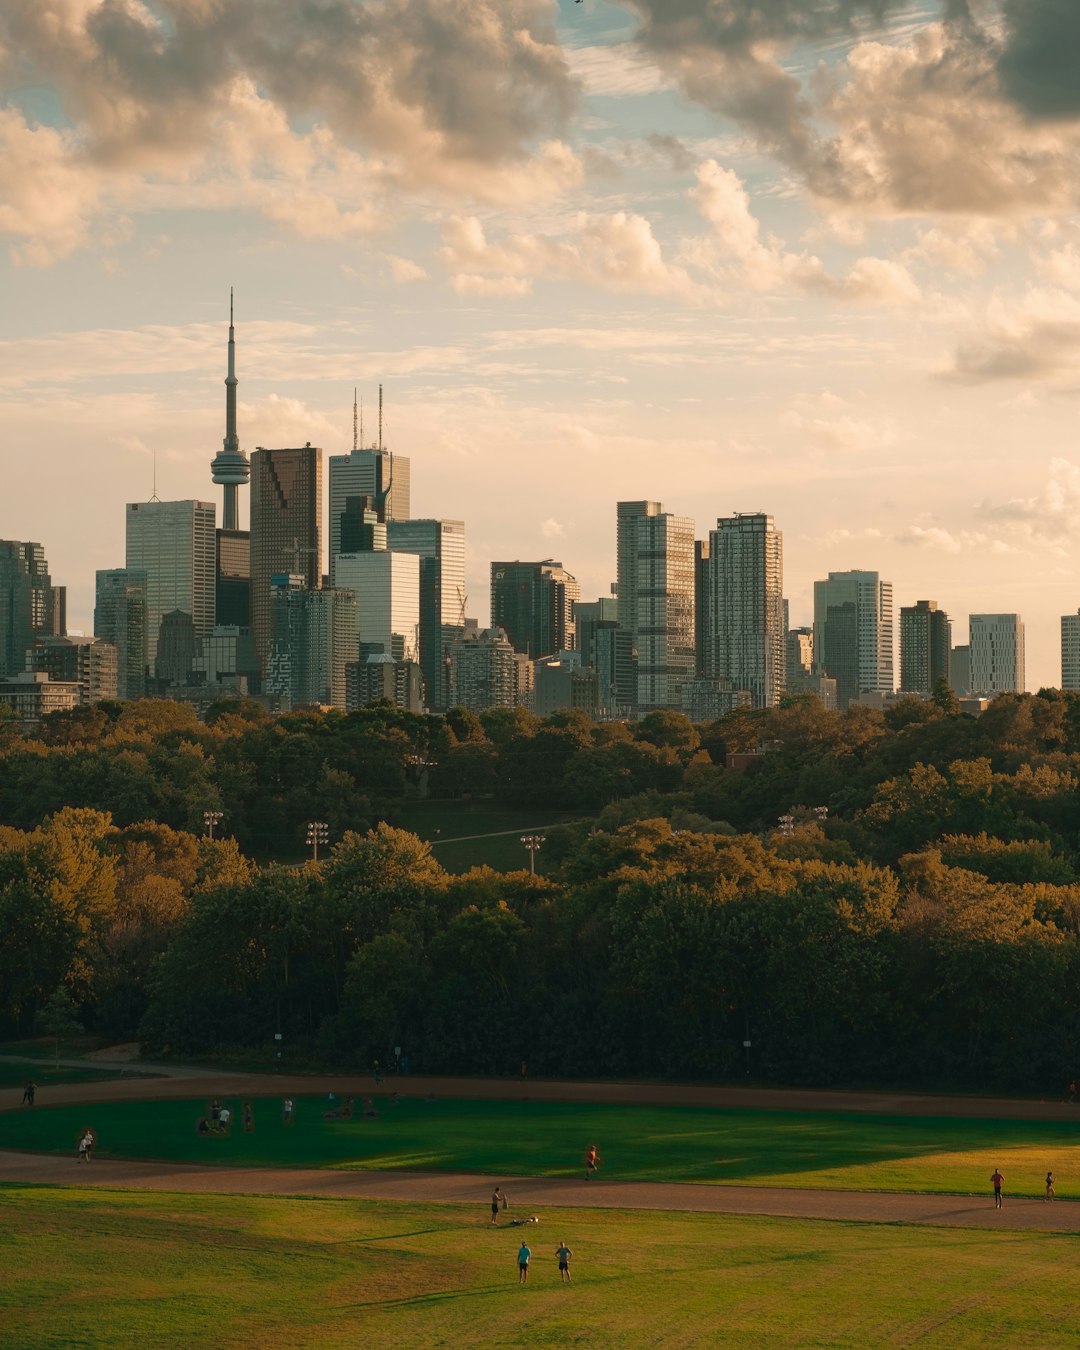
[
  {"x1": 395, "y1": 803, "x2": 587, "y2": 873},
  {"x1": 3, "y1": 1096, "x2": 1078, "y2": 1199},
  {"x1": 1, "y1": 1186, "x2": 1075, "y2": 1348}
]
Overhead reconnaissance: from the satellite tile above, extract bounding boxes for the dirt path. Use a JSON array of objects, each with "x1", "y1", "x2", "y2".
[
  {"x1": 1, "y1": 1149, "x2": 1076, "y2": 1234},
  {"x1": 4, "y1": 1069, "x2": 1078, "y2": 1120}
]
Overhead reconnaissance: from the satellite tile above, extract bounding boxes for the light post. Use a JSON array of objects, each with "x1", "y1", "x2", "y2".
[
  {"x1": 306, "y1": 820, "x2": 329, "y2": 862},
  {"x1": 777, "y1": 814, "x2": 795, "y2": 838},
  {"x1": 520, "y1": 833, "x2": 545, "y2": 875},
  {"x1": 203, "y1": 809, "x2": 223, "y2": 840},
  {"x1": 812, "y1": 805, "x2": 829, "y2": 823}
]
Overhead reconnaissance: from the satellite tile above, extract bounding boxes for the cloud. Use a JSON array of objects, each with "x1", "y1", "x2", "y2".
[
  {"x1": 944, "y1": 288, "x2": 1080, "y2": 384},
  {"x1": 540, "y1": 518, "x2": 564, "y2": 538},
  {"x1": 686, "y1": 160, "x2": 920, "y2": 302},
  {"x1": 440, "y1": 211, "x2": 702, "y2": 300},
  {"x1": 385, "y1": 254, "x2": 428, "y2": 284},
  {"x1": 0, "y1": 0, "x2": 581, "y2": 261},
  {"x1": 997, "y1": 0, "x2": 1080, "y2": 120},
  {"x1": 978, "y1": 457, "x2": 1080, "y2": 539},
  {"x1": 783, "y1": 391, "x2": 895, "y2": 454},
  {"x1": 617, "y1": 5, "x2": 1080, "y2": 220}
]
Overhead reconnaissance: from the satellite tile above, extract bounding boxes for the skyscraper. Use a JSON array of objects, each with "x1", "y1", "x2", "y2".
[
  {"x1": 700, "y1": 513, "x2": 784, "y2": 709},
  {"x1": 335, "y1": 550, "x2": 420, "y2": 664},
  {"x1": 900, "y1": 599, "x2": 951, "y2": 694},
  {"x1": 386, "y1": 519, "x2": 465, "y2": 711},
  {"x1": 490, "y1": 560, "x2": 580, "y2": 659},
  {"x1": 0, "y1": 540, "x2": 55, "y2": 677},
  {"x1": 1062, "y1": 611, "x2": 1080, "y2": 691},
  {"x1": 616, "y1": 501, "x2": 695, "y2": 711},
  {"x1": 969, "y1": 614, "x2": 1025, "y2": 695},
  {"x1": 95, "y1": 568, "x2": 148, "y2": 700},
  {"x1": 124, "y1": 501, "x2": 216, "y2": 675},
  {"x1": 249, "y1": 446, "x2": 322, "y2": 678},
  {"x1": 328, "y1": 407, "x2": 410, "y2": 585},
  {"x1": 265, "y1": 576, "x2": 358, "y2": 710},
  {"x1": 27, "y1": 636, "x2": 119, "y2": 705},
  {"x1": 813, "y1": 570, "x2": 894, "y2": 710}
]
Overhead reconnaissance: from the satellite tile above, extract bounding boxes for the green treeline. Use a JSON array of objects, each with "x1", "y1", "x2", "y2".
[{"x1": 1, "y1": 689, "x2": 1079, "y2": 1092}]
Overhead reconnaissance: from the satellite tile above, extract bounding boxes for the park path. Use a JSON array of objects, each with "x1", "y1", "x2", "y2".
[
  {"x1": 1, "y1": 1149, "x2": 1077, "y2": 1234},
  {"x1": 4, "y1": 1065, "x2": 1079, "y2": 1120}
]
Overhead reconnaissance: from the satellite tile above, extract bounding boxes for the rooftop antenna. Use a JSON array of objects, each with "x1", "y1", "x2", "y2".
[
  {"x1": 150, "y1": 447, "x2": 160, "y2": 502},
  {"x1": 353, "y1": 387, "x2": 358, "y2": 453},
  {"x1": 378, "y1": 383, "x2": 383, "y2": 453}
]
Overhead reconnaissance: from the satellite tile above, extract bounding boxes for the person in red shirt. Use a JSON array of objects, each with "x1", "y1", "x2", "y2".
[
  {"x1": 584, "y1": 1145, "x2": 599, "y2": 1181},
  {"x1": 991, "y1": 1168, "x2": 1005, "y2": 1208}
]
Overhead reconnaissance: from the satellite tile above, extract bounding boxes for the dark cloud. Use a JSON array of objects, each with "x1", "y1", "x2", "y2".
[
  {"x1": 945, "y1": 321, "x2": 1080, "y2": 383},
  {"x1": 642, "y1": 132, "x2": 695, "y2": 172},
  {"x1": 998, "y1": 0, "x2": 1080, "y2": 120}
]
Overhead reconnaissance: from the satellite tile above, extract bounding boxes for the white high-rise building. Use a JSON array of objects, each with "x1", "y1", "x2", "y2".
[
  {"x1": 335, "y1": 551, "x2": 420, "y2": 665},
  {"x1": 813, "y1": 570, "x2": 894, "y2": 710},
  {"x1": 701, "y1": 513, "x2": 784, "y2": 709},
  {"x1": 617, "y1": 501, "x2": 695, "y2": 712},
  {"x1": 970, "y1": 613, "x2": 1025, "y2": 694},
  {"x1": 125, "y1": 500, "x2": 216, "y2": 675},
  {"x1": 328, "y1": 447, "x2": 410, "y2": 584},
  {"x1": 1062, "y1": 611, "x2": 1080, "y2": 691}
]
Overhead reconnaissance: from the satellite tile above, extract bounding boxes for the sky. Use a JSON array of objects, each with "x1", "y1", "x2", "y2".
[{"x1": 2, "y1": 0, "x2": 1080, "y2": 690}]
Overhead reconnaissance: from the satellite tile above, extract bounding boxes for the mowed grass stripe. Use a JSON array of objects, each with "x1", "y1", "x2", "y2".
[
  {"x1": 2, "y1": 1096, "x2": 1079, "y2": 1198},
  {"x1": 1, "y1": 1188, "x2": 1076, "y2": 1349}
]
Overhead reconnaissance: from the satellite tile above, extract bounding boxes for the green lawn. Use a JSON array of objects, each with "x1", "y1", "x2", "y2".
[
  {"x1": 3, "y1": 1096, "x2": 1078, "y2": 1199},
  {"x1": 396, "y1": 803, "x2": 586, "y2": 873},
  {"x1": 1, "y1": 1187, "x2": 1075, "y2": 1349}
]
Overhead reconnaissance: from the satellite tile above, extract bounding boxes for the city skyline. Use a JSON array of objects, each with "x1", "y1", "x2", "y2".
[{"x1": 3, "y1": 2, "x2": 1080, "y2": 688}]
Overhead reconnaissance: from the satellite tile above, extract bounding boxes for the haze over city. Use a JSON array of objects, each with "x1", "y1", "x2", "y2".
[{"x1": 3, "y1": 0, "x2": 1080, "y2": 688}]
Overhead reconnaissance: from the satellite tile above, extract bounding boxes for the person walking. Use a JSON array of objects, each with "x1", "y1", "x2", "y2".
[
  {"x1": 991, "y1": 1168, "x2": 1005, "y2": 1208},
  {"x1": 584, "y1": 1144, "x2": 600, "y2": 1181},
  {"x1": 1045, "y1": 1170, "x2": 1055, "y2": 1202},
  {"x1": 491, "y1": 1187, "x2": 506, "y2": 1225},
  {"x1": 77, "y1": 1129, "x2": 94, "y2": 1163},
  {"x1": 21, "y1": 1080, "x2": 36, "y2": 1107},
  {"x1": 517, "y1": 1241, "x2": 531, "y2": 1284},
  {"x1": 555, "y1": 1241, "x2": 573, "y2": 1283}
]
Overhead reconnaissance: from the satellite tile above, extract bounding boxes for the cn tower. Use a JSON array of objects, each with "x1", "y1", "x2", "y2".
[{"x1": 209, "y1": 289, "x2": 250, "y2": 529}]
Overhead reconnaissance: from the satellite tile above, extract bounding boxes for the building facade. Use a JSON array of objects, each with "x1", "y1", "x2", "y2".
[
  {"x1": 265, "y1": 577, "x2": 358, "y2": 710},
  {"x1": 490, "y1": 560, "x2": 580, "y2": 659},
  {"x1": 334, "y1": 550, "x2": 420, "y2": 666},
  {"x1": 95, "y1": 567, "x2": 148, "y2": 700},
  {"x1": 27, "y1": 636, "x2": 119, "y2": 704},
  {"x1": 700, "y1": 513, "x2": 784, "y2": 709},
  {"x1": 616, "y1": 501, "x2": 695, "y2": 712},
  {"x1": 1063, "y1": 611, "x2": 1080, "y2": 691},
  {"x1": 0, "y1": 540, "x2": 57, "y2": 678},
  {"x1": 813, "y1": 570, "x2": 894, "y2": 710},
  {"x1": 125, "y1": 500, "x2": 216, "y2": 675},
  {"x1": 249, "y1": 447, "x2": 322, "y2": 679},
  {"x1": 900, "y1": 599, "x2": 951, "y2": 694},
  {"x1": 346, "y1": 655, "x2": 425, "y2": 713},
  {"x1": 448, "y1": 627, "x2": 527, "y2": 711},
  {"x1": 328, "y1": 447, "x2": 410, "y2": 584},
  {"x1": 969, "y1": 613, "x2": 1025, "y2": 695},
  {"x1": 387, "y1": 519, "x2": 466, "y2": 712}
]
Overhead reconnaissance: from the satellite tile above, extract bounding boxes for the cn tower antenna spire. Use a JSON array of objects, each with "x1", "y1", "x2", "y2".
[{"x1": 210, "y1": 287, "x2": 250, "y2": 530}]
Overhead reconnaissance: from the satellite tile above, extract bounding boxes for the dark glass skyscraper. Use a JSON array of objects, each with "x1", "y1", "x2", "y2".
[
  {"x1": 249, "y1": 446, "x2": 322, "y2": 679},
  {"x1": 489, "y1": 560, "x2": 580, "y2": 659},
  {"x1": 0, "y1": 540, "x2": 56, "y2": 678}
]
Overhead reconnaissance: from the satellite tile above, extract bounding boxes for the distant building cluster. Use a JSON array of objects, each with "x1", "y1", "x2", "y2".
[{"x1": 0, "y1": 300, "x2": 1063, "y2": 729}]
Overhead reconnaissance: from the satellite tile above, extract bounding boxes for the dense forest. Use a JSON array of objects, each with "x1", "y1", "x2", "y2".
[{"x1": 2, "y1": 688, "x2": 1079, "y2": 1093}]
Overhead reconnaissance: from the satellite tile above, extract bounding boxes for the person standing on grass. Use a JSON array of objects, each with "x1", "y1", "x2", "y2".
[
  {"x1": 991, "y1": 1168, "x2": 1005, "y2": 1208},
  {"x1": 491, "y1": 1188, "x2": 506, "y2": 1225},
  {"x1": 21, "y1": 1080, "x2": 35, "y2": 1107},
  {"x1": 555, "y1": 1242, "x2": 573, "y2": 1283},
  {"x1": 518, "y1": 1241, "x2": 531, "y2": 1284},
  {"x1": 1045, "y1": 1170, "x2": 1055, "y2": 1202}
]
